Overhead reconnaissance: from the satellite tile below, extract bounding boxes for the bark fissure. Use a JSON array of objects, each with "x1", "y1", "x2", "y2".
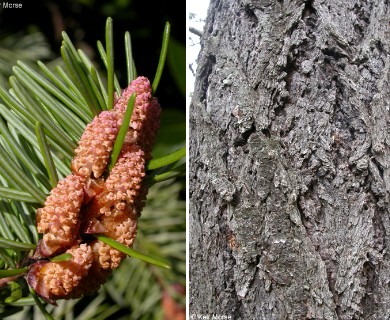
[{"x1": 190, "y1": 0, "x2": 390, "y2": 318}]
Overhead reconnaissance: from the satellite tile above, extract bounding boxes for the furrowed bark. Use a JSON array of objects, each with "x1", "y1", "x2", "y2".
[{"x1": 189, "y1": 0, "x2": 390, "y2": 319}]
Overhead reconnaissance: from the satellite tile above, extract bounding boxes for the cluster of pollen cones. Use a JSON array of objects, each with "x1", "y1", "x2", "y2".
[{"x1": 26, "y1": 76, "x2": 161, "y2": 303}]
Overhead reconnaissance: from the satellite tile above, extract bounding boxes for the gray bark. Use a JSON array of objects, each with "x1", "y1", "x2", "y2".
[{"x1": 189, "y1": 0, "x2": 390, "y2": 319}]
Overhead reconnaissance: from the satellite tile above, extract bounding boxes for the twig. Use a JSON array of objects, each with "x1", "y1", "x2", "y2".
[{"x1": 189, "y1": 27, "x2": 203, "y2": 37}]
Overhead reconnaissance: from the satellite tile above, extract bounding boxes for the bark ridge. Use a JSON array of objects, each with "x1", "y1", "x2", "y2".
[{"x1": 190, "y1": 0, "x2": 390, "y2": 319}]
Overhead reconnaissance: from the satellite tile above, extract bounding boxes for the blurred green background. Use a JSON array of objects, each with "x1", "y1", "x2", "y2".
[{"x1": 0, "y1": 1, "x2": 186, "y2": 319}]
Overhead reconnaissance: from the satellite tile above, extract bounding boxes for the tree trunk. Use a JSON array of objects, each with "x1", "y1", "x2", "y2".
[{"x1": 189, "y1": 0, "x2": 390, "y2": 319}]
